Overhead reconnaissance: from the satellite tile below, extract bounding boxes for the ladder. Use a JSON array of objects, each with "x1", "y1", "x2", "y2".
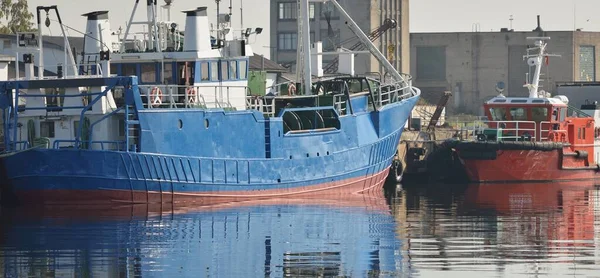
[{"x1": 125, "y1": 104, "x2": 140, "y2": 152}]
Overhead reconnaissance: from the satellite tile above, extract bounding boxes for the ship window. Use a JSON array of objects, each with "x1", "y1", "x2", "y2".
[
  {"x1": 489, "y1": 107, "x2": 507, "y2": 121},
  {"x1": 73, "y1": 121, "x2": 79, "y2": 137},
  {"x1": 578, "y1": 127, "x2": 582, "y2": 139},
  {"x1": 141, "y1": 63, "x2": 156, "y2": 83},
  {"x1": 110, "y1": 63, "x2": 118, "y2": 75},
  {"x1": 239, "y1": 60, "x2": 247, "y2": 79},
  {"x1": 221, "y1": 61, "x2": 228, "y2": 80},
  {"x1": 163, "y1": 63, "x2": 173, "y2": 84},
  {"x1": 510, "y1": 107, "x2": 527, "y2": 121},
  {"x1": 201, "y1": 62, "x2": 209, "y2": 81},
  {"x1": 122, "y1": 64, "x2": 136, "y2": 76},
  {"x1": 210, "y1": 62, "x2": 218, "y2": 81},
  {"x1": 40, "y1": 121, "x2": 55, "y2": 138},
  {"x1": 229, "y1": 61, "x2": 237, "y2": 79},
  {"x1": 531, "y1": 107, "x2": 548, "y2": 122},
  {"x1": 559, "y1": 108, "x2": 567, "y2": 121}
]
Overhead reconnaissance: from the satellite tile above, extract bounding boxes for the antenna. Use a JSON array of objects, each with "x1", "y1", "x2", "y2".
[
  {"x1": 240, "y1": 0, "x2": 243, "y2": 39},
  {"x1": 509, "y1": 15, "x2": 513, "y2": 30}
]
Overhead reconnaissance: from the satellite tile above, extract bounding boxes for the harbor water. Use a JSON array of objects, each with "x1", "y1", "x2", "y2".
[{"x1": 0, "y1": 181, "x2": 598, "y2": 277}]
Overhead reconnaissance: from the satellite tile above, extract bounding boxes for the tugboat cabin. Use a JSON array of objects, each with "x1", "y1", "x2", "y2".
[{"x1": 481, "y1": 95, "x2": 593, "y2": 144}]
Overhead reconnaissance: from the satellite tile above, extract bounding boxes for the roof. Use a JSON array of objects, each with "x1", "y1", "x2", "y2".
[
  {"x1": 486, "y1": 96, "x2": 568, "y2": 105},
  {"x1": 249, "y1": 54, "x2": 286, "y2": 73}
]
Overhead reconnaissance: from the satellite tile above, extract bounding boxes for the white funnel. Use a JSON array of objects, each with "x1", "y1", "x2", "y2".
[
  {"x1": 182, "y1": 7, "x2": 211, "y2": 52},
  {"x1": 82, "y1": 11, "x2": 112, "y2": 54}
]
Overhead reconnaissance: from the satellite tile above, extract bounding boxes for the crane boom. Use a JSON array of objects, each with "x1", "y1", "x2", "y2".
[
  {"x1": 325, "y1": 0, "x2": 405, "y2": 82},
  {"x1": 323, "y1": 18, "x2": 397, "y2": 74}
]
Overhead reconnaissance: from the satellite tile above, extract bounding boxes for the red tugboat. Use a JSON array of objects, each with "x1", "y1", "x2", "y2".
[{"x1": 450, "y1": 37, "x2": 600, "y2": 183}]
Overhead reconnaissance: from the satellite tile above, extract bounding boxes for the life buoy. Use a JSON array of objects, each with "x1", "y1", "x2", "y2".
[
  {"x1": 186, "y1": 87, "x2": 197, "y2": 104},
  {"x1": 150, "y1": 87, "x2": 163, "y2": 107},
  {"x1": 288, "y1": 83, "x2": 296, "y2": 95}
]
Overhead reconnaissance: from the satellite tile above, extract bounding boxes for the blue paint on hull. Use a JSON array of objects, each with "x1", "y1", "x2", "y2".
[{"x1": 0, "y1": 94, "x2": 418, "y2": 203}]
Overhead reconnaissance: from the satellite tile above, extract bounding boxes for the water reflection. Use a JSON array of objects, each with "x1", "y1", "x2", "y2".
[
  {"x1": 2, "y1": 182, "x2": 600, "y2": 277},
  {"x1": 0, "y1": 193, "x2": 406, "y2": 277},
  {"x1": 395, "y1": 182, "x2": 600, "y2": 277}
]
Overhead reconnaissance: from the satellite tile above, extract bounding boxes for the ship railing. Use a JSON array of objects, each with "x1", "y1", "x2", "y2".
[
  {"x1": 6, "y1": 141, "x2": 30, "y2": 151},
  {"x1": 449, "y1": 120, "x2": 538, "y2": 141},
  {"x1": 53, "y1": 140, "x2": 127, "y2": 151},
  {"x1": 245, "y1": 96, "x2": 276, "y2": 117},
  {"x1": 137, "y1": 85, "x2": 241, "y2": 109},
  {"x1": 374, "y1": 77, "x2": 415, "y2": 108},
  {"x1": 13, "y1": 63, "x2": 106, "y2": 80},
  {"x1": 333, "y1": 94, "x2": 347, "y2": 115},
  {"x1": 539, "y1": 121, "x2": 568, "y2": 141}
]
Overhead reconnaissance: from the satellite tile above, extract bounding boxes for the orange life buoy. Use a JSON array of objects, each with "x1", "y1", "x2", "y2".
[
  {"x1": 150, "y1": 87, "x2": 163, "y2": 107},
  {"x1": 288, "y1": 83, "x2": 296, "y2": 95},
  {"x1": 186, "y1": 87, "x2": 197, "y2": 103}
]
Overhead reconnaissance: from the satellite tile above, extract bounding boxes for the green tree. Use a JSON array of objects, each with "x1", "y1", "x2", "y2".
[{"x1": 0, "y1": 0, "x2": 35, "y2": 34}]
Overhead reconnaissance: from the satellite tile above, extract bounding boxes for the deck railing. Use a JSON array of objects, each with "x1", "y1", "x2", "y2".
[
  {"x1": 137, "y1": 85, "x2": 243, "y2": 109},
  {"x1": 446, "y1": 120, "x2": 568, "y2": 142}
]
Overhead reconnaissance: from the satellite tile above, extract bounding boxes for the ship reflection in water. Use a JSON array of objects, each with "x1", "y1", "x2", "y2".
[
  {"x1": 1, "y1": 182, "x2": 600, "y2": 277},
  {"x1": 0, "y1": 193, "x2": 406, "y2": 277}
]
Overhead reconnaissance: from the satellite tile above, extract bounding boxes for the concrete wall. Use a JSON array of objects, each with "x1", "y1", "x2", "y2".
[{"x1": 411, "y1": 31, "x2": 576, "y2": 115}]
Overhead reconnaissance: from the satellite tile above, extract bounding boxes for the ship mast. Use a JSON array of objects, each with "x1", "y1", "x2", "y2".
[
  {"x1": 298, "y1": 0, "x2": 312, "y2": 95},
  {"x1": 523, "y1": 37, "x2": 560, "y2": 98}
]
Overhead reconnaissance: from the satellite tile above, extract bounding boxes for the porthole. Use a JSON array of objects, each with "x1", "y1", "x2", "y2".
[
  {"x1": 204, "y1": 119, "x2": 209, "y2": 128},
  {"x1": 178, "y1": 119, "x2": 183, "y2": 129}
]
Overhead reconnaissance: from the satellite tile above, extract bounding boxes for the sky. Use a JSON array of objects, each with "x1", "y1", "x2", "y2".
[{"x1": 22, "y1": 0, "x2": 600, "y2": 58}]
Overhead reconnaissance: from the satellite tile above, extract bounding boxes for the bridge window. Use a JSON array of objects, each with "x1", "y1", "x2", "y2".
[
  {"x1": 200, "y1": 62, "x2": 209, "y2": 81},
  {"x1": 510, "y1": 107, "x2": 527, "y2": 121},
  {"x1": 163, "y1": 63, "x2": 173, "y2": 84},
  {"x1": 220, "y1": 61, "x2": 228, "y2": 80},
  {"x1": 229, "y1": 61, "x2": 237, "y2": 80},
  {"x1": 122, "y1": 64, "x2": 136, "y2": 76},
  {"x1": 141, "y1": 63, "x2": 156, "y2": 83},
  {"x1": 210, "y1": 61, "x2": 218, "y2": 81},
  {"x1": 489, "y1": 107, "x2": 506, "y2": 121},
  {"x1": 239, "y1": 60, "x2": 247, "y2": 79},
  {"x1": 531, "y1": 107, "x2": 548, "y2": 122}
]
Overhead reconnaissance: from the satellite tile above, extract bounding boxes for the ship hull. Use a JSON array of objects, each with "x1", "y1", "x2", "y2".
[{"x1": 457, "y1": 149, "x2": 600, "y2": 183}]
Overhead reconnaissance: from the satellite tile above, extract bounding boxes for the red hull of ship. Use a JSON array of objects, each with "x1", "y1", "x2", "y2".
[
  {"x1": 458, "y1": 150, "x2": 600, "y2": 183},
  {"x1": 7, "y1": 167, "x2": 392, "y2": 205}
]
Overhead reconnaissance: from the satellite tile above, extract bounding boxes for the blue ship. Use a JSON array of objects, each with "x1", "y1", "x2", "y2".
[{"x1": 0, "y1": 1, "x2": 420, "y2": 205}]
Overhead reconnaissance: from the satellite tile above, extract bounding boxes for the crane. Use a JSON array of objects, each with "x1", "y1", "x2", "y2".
[{"x1": 322, "y1": 18, "x2": 398, "y2": 74}]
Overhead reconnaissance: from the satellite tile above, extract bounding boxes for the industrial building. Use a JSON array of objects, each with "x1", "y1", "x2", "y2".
[
  {"x1": 411, "y1": 24, "x2": 600, "y2": 115},
  {"x1": 270, "y1": 0, "x2": 410, "y2": 75}
]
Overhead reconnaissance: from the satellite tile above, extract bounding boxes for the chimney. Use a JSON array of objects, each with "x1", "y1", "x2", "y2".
[
  {"x1": 82, "y1": 11, "x2": 112, "y2": 55},
  {"x1": 182, "y1": 7, "x2": 211, "y2": 52}
]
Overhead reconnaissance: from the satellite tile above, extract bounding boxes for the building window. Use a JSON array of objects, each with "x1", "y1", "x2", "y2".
[
  {"x1": 416, "y1": 46, "x2": 446, "y2": 81},
  {"x1": 40, "y1": 121, "x2": 55, "y2": 138},
  {"x1": 320, "y1": 29, "x2": 340, "y2": 51},
  {"x1": 278, "y1": 2, "x2": 314, "y2": 20},
  {"x1": 278, "y1": 33, "x2": 297, "y2": 51},
  {"x1": 580, "y1": 45, "x2": 595, "y2": 81},
  {"x1": 320, "y1": 2, "x2": 339, "y2": 19}
]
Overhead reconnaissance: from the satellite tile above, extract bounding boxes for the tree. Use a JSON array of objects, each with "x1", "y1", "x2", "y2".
[{"x1": 0, "y1": 0, "x2": 35, "y2": 34}]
